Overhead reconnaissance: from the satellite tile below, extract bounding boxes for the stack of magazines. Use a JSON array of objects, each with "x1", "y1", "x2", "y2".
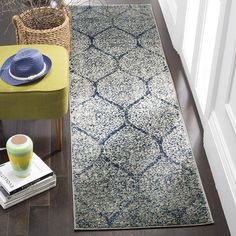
[{"x1": 0, "y1": 153, "x2": 56, "y2": 209}]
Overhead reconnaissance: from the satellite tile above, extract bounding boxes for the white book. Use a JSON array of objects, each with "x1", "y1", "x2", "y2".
[
  {"x1": 0, "y1": 174, "x2": 56, "y2": 202},
  {"x1": 0, "y1": 153, "x2": 53, "y2": 195},
  {"x1": 0, "y1": 175, "x2": 56, "y2": 209}
]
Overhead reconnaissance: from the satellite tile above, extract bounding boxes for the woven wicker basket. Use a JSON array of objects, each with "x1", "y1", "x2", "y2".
[{"x1": 12, "y1": 7, "x2": 71, "y2": 53}]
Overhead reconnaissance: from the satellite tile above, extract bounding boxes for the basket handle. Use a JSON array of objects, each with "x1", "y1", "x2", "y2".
[
  {"x1": 61, "y1": 6, "x2": 72, "y2": 54},
  {"x1": 12, "y1": 15, "x2": 23, "y2": 44},
  {"x1": 61, "y1": 5, "x2": 71, "y2": 19}
]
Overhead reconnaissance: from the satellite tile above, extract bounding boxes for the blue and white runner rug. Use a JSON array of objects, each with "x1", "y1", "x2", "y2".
[{"x1": 70, "y1": 4, "x2": 213, "y2": 230}]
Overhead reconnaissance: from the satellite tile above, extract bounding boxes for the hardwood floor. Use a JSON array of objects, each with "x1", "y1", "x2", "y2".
[{"x1": 0, "y1": 0, "x2": 231, "y2": 235}]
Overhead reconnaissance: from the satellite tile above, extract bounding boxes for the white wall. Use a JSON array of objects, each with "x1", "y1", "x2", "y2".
[
  {"x1": 159, "y1": 0, "x2": 236, "y2": 235},
  {"x1": 158, "y1": 0, "x2": 187, "y2": 53}
]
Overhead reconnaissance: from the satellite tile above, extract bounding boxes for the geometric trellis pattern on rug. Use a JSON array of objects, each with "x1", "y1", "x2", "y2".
[{"x1": 70, "y1": 4, "x2": 213, "y2": 230}]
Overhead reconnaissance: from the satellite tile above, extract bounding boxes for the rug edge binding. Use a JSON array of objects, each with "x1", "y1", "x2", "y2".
[{"x1": 74, "y1": 220, "x2": 215, "y2": 231}]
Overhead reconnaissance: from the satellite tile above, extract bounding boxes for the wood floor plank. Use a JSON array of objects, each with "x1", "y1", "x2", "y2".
[
  {"x1": 29, "y1": 191, "x2": 50, "y2": 207},
  {"x1": 30, "y1": 120, "x2": 51, "y2": 207},
  {"x1": 28, "y1": 206, "x2": 49, "y2": 236},
  {"x1": 49, "y1": 149, "x2": 68, "y2": 178},
  {"x1": 48, "y1": 177, "x2": 71, "y2": 236},
  {"x1": 50, "y1": 115, "x2": 70, "y2": 178},
  {"x1": 7, "y1": 202, "x2": 30, "y2": 236},
  {"x1": 0, "y1": 211, "x2": 9, "y2": 236},
  {"x1": 0, "y1": 13, "x2": 15, "y2": 46}
]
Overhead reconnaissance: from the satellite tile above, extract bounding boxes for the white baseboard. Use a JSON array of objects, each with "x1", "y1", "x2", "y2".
[{"x1": 204, "y1": 112, "x2": 236, "y2": 236}]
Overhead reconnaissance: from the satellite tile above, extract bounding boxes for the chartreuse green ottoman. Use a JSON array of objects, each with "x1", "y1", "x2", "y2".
[{"x1": 0, "y1": 44, "x2": 69, "y2": 150}]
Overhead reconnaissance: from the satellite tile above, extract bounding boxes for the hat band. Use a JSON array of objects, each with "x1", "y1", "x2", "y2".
[{"x1": 8, "y1": 63, "x2": 46, "y2": 81}]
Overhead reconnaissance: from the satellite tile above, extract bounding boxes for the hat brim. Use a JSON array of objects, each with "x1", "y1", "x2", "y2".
[{"x1": 0, "y1": 54, "x2": 52, "y2": 86}]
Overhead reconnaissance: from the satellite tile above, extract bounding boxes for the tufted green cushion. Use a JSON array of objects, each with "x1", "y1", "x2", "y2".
[{"x1": 0, "y1": 44, "x2": 69, "y2": 119}]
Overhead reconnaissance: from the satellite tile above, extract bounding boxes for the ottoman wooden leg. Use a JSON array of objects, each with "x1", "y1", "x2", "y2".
[{"x1": 55, "y1": 118, "x2": 62, "y2": 151}]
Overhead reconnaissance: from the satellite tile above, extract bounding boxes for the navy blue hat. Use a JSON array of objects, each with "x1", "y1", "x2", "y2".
[{"x1": 0, "y1": 48, "x2": 52, "y2": 86}]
